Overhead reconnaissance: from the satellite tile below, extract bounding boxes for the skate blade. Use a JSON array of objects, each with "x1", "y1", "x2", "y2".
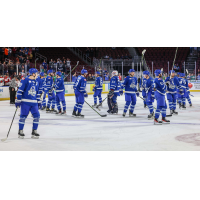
[
  {"x1": 162, "y1": 121, "x2": 170, "y2": 124},
  {"x1": 31, "y1": 136, "x2": 39, "y2": 139},
  {"x1": 18, "y1": 136, "x2": 24, "y2": 139}
]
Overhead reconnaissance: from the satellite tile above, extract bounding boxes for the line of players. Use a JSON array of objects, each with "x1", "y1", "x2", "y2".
[
  {"x1": 106, "y1": 69, "x2": 192, "y2": 125},
  {"x1": 14, "y1": 67, "x2": 193, "y2": 139}
]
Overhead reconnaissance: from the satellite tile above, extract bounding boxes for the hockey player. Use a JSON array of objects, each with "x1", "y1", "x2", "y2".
[
  {"x1": 120, "y1": 69, "x2": 139, "y2": 117},
  {"x1": 179, "y1": 73, "x2": 187, "y2": 110},
  {"x1": 185, "y1": 75, "x2": 192, "y2": 107},
  {"x1": 142, "y1": 71, "x2": 155, "y2": 119},
  {"x1": 15, "y1": 68, "x2": 41, "y2": 139},
  {"x1": 139, "y1": 71, "x2": 147, "y2": 108},
  {"x1": 154, "y1": 69, "x2": 170, "y2": 124},
  {"x1": 42, "y1": 70, "x2": 55, "y2": 110},
  {"x1": 107, "y1": 70, "x2": 121, "y2": 114},
  {"x1": 52, "y1": 71, "x2": 66, "y2": 115},
  {"x1": 72, "y1": 69, "x2": 88, "y2": 117},
  {"x1": 165, "y1": 70, "x2": 180, "y2": 115},
  {"x1": 177, "y1": 72, "x2": 182, "y2": 108},
  {"x1": 92, "y1": 71, "x2": 103, "y2": 107},
  {"x1": 46, "y1": 90, "x2": 56, "y2": 113}
]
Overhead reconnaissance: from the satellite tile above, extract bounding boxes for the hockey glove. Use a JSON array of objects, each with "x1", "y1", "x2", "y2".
[
  {"x1": 84, "y1": 92, "x2": 88, "y2": 98},
  {"x1": 15, "y1": 99, "x2": 21, "y2": 108},
  {"x1": 93, "y1": 87, "x2": 96, "y2": 92},
  {"x1": 108, "y1": 90, "x2": 114, "y2": 98},
  {"x1": 119, "y1": 89, "x2": 123, "y2": 96},
  {"x1": 38, "y1": 101, "x2": 42, "y2": 109},
  {"x1": 136, "y1": 92, "x2": 139, "y2": 97}
]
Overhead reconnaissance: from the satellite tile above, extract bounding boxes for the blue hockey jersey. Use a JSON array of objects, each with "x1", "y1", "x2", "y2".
[
  {"x1": 54, "y1": 77, "x2": 65, "y2": 93},
  {"x1": 75, "y1": 75, "x2": 87, "y2": 93},
  {"x1": 139, "y1": 77, "x2": 147, "y2": 91},
  {"x1": 45, "y1": 75, "x2": 54, "y2": 91},
  {"x1": 144, "y1": 77, "x2": 154, "y2": 95},
  {"x1": 36, "y1": 76, "x2": 44, "y2": 94},
  {"x1": 17, "y1": 77, "x2": 40, "y2": 106},
  {"x1": 179, "y1": 77, "x2": 187, "y2": 90},
  {"x1": 165, "y1": 76, "x2": 180, "y2": 93},
  {"x1": 154, "y1": 77, "x2": 166, "y2": 96},
  {"x1": 95, "y1": 76, "x2": 103, "y2": 90},
  {"x1": 121, "y1": 76, "x2": 138, "y2": 93},
  {"x1": 110, "y1": 76, "x2": 120, "y2": 95}
]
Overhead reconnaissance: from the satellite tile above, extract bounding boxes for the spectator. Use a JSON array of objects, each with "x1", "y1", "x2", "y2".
[
  {"x1": 121, "y1": 55, "x2": 124, "y2": 59},
  {"x1": 197, "y1": 73, "x2": 200, "y2": 80},
  {"x1": 0, "y1": 48, "x2": 4, "y2": 62},
  {"x1": 86, "y1": 47, "x2": 90, "y2": 57},
  {"x1": 190, "y1": 73, "x2": 195, "y2": 81},
  {"x1": 87, "y1": 74, "x2": 93, "y2": 81},
  {"x1": 187, "y1": 73, "x2": 191, "y2": 80},
  {"x1": 8, "y1": 48, "x2": 12, "y2": 57},
  {"x1": 4, "y1": 47, "x2": 8, "y2": 59},
  {"x1": 104, "y1": 72, "x2": 110, "y2": 81},
  {"x1": 72, "y1": 72, "x2": 77, "y2": 82},
  {"x1": 9, "y1": 75, "x2": 19, "y2": 104},
  {"x1": 104, "y1": 55, "x2": 109, "y2": 59},
  {"x1": 109, "y1": 54, "x2": 112, "y2": 60},
  {"x1": 42, "y1": 60, "x2": 47, "y2": 70},
  {"x1": 118, "y1": 73, "x2": 122, "y2": 81},
  {"x1": 66, "y1": 58, "x2": 71, "y2": 67},
  {"x1": 12, "y1": 47, "x2": 17, "y2": 57},
  {"x1": 124, "y1": 54, "x2": 128, "y2": 59},
  {"x1": 4, "y1": 73, "x2": 11, "y2": 86},
  {"x1": 111, "y1": 47, "x2": 116, "y2": 50},
  {"x1": 117, "y1": 55, "x2": 120, "y2": 59}
]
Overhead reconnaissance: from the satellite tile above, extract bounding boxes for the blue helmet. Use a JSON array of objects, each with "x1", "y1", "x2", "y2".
[
  {"x1": 143, "y1": 71, "x2": 150, "y2": 76},
  {"x1": 56, "y1": 71, "x2": 62, "y2": 77},
  {"x1": 180, "y1": 73, "x2": 185, "y2": 77},
  {"x1": 47, "y1": 70, "x2": 53, "y2": 74},
  {"x1": 29, "y1": 68, "x2": 38, "y2": 75},
  {"x1": 169, "y1": 70, "x2": 175, "y2": 74},
  {"x1": 96, "y1": 71, "x2": 101, "y2": 75},
  {"x1": 81, "y1": 69, "x2": 88, "y2": 74},
  {"x1": 177, "y1": 72, "x2": 180, "y2": 76},
  {"x1": 128, "y1": 69, "x2": 135, "y2": 74},
  {"x1": 154, "y1": 69, "x2": 162, "y2": 76},
  {"x1": 40, "y1": 72, "x2": 44, "y2": 76}
]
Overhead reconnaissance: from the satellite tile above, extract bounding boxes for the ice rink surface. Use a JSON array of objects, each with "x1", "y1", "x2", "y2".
[{"x1": 0, "y1": 93, "x2": 200, "y2": 151}]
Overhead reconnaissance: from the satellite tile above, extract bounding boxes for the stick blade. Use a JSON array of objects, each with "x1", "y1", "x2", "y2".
[
  {"x1": 101, "y1": 115, "x2": 107, "y2": 117},
  {"x1": 166, "y1": 114, "x2": 172, "y2": 117},
  {"x1": 1, "y1": 138, "x2": 7, "y2": 142}
]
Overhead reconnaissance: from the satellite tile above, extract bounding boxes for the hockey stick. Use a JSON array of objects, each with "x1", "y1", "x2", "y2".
[
  {"x1": 139, "y1": 96, "x2": 172, "y2": 117},
  {"x1": 96, "y1": 97, "x2": 107, "y2": 110},
  {"x1": 170, "y1": 47, "x2": 178, "y2": 79},
  {"x1": 65, "y1": 61, "x2": 79, "y2": 79},
  {"x1": 1, "y1": 107, "x2": 18, "y2": 142},
  {"x1": 85, "y1": 100, "x2": 107, "y2": 117}
]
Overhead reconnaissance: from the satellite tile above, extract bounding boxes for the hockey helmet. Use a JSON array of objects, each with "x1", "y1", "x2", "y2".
[
  {"x1": 96, "y1": 71, "x2": 101, "y2": 75},
  {"x1": 47, "y1": 69, "x2": 53, "y2": 74},
  {"x1": 40, "y1": 72, "x2": 44, "y2": 77},
  {"x1": 143, "y1": 71, "x2": 150, "y2": 76},
  {"x1": 180, "y1": 73, "x2": 185, "y2": 77},
  {"x1": 81, "y1": 69, "x2": 88, "y2": 74},
  {"x1": 56, "y1": 71, "x2": 62, "y2": 77},
  {"x1": 29, "y1": 68, "x2": 38, "y2": 75},
  {"x1": 112, "y1": 70, "x2": 118, "y2": 76},
  {"x1": 154, "y1": 69, "x2": 162, "y2": 76},
  {"x1": 169, "y1": 70, "x2": 175, "y2": 74},
  {"x1": 128, "y1": 69, "x2": 135, "y2": 74}
]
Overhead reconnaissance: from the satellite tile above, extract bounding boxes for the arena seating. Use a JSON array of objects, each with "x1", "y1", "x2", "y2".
[
  {"x1": 78, "y1": 47, "x2": 130, "y2": 59},
  {"x1": 38, "y1": 47, "x2": 95, "y2": 76},
  {"x1": 136, "y1": 47, "x2": 190, "y2": 73}
]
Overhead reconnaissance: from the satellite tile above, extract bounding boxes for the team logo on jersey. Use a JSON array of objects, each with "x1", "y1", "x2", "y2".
[
  {"x1": 28, "y1": 86, "x2": 36, "y2": 96},
  {"x1": 160, "y1": 82, "x2": 164, "y2": 85},
  {"x1": 130, "y1": 79, "x2": 136, "y2": 89}
]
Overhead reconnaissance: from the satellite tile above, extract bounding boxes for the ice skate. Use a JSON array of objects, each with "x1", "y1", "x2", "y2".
[
  {"x1": 46, "y1": 107, "x2": 51, "y2": 113},
  {"x1": 154, "y1": 118, "x2": 162, "y2": 125},
  {"x1": 92, "y1": 103, "x2": 97, "y2": 108},
  {"x1": 148, "y1": 112, "x2": 154, "y2": 120},
  {"x1": 162, "y1": 117, "x2": 170, "y2": 124},
  {"x1": 61, "y1": 110, "x2": 66, "y2": 115},
  {"x1": 18, "y1": 130, "x2": 25, "y2": 139},
  {"x1": 122, "y1": 112, "x2": 126, "y2": 117},
  {"x1": 72, "y1": 110, "x2": 77, "y2": 117},
  {"x1": 76, "y1": 112, "x2": 84, "y2": 118},
  {"x1": 55, "y1": 109, "x2": 62, "y2": 115},
  {"x1": 173, "y1": 109, "x2": 178, "y2": 115},
  {"x1": 31, "y1": 129, "x2": 40, "y2": 139},
  {"x1": 129, "y1": 110, "x2": 136, "y2": 117}
]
